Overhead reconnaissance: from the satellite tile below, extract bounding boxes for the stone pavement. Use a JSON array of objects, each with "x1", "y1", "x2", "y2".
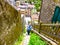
[{"x1": 20, "y1": 33, "x2": 30, "y2": 45}]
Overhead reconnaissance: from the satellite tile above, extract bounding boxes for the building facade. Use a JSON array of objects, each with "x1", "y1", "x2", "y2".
[{"x1": 40, "y1": 0, "x2": 60, "y2": 23}]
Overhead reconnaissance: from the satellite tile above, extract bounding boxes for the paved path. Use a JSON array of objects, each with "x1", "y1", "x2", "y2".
[{"x1": 20, "y1": 33, "x2": 30, "y2": 45}]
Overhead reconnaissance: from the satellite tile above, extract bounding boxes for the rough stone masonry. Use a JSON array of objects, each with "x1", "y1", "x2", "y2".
[{"x1": 0, "y1": 0, "x2": 22, "y2": 45}]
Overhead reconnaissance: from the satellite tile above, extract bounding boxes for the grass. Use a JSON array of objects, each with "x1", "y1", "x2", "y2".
[
  {"x1": 28, "y1": 33, "x2": 48, "y2": 45},
  {"x1": 14, "y1": 34, "x2": 24, "y2": 45},
  {"x1": 14, "y1": 26, "x2": 26, "y2": 45},
  {"x1": 23, "y1": 26, "x2": 26, "y2": 33}
]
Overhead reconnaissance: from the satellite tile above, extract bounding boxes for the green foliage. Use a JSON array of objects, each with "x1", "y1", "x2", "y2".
[
  {"x1": 35, "y1": 0, "x2": 42, "y2": 11},
  {"x1": 28, "y1": 33, "x2": 48, "y2": 45},
  {"x1": 23, "y1": 26, "x2": 26, "y2": 33},
  {"x1": 14, "y1": 35, "x2": 24, "y2": 45},
  {"x1": 14, "y1": 34, "x2": 24, "y2": 45},
  {"x1": 29, "y1": 0, "x2": 42, "y2": 11},
  {"x1": 14, "y1": 26, "x2": 26, "y2": 45}
]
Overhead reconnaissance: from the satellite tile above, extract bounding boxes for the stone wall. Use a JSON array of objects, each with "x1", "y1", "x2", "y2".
[
  {"x1": 0, "y1": 0, "x2": 22, "y2": 45},
  {"x1": 40, "y1": 0, "x2": 60, "y2": 23}
]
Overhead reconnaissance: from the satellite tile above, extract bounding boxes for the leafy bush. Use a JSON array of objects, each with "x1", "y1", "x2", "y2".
[
  {"x1": 29, "y1": 0, "x2": 42, "y2": 11},
  {"x1": 28, "y1": 33, "x2": 48, "y2": 45}
]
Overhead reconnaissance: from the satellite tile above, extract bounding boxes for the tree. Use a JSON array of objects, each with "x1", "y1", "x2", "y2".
[{"x1": 29, "y1": 0, "x2": 42, "y2": 11}]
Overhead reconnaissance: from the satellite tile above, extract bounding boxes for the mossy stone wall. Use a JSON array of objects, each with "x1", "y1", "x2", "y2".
[{"x1": 0, "y1": 0, "x2": 22, "y2": 45}]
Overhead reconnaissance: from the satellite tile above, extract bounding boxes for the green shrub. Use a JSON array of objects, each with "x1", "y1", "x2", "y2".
[
  {"x1": 29, "y1": 0, "x2": 42, "y2": 11},
  {"x1": 28, "y1": 33, "x2": 48, "y2": 45}
]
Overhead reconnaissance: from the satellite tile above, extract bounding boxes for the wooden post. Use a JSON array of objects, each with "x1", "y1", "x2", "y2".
[
  {"x1": 38, "y1": 0, "x2": 43, "y2": 24},
  {"x1": 39, "y1": 21, "x2": 42, "y2": 33}
]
